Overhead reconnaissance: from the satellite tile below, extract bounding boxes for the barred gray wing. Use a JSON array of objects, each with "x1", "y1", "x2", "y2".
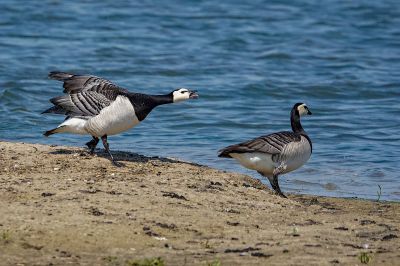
[
  {"x1": 219, "y1": 132, "x2": 301, "y2": 157},
  {"x1": 49, "y1": 91, "x2": 111, "y2": 117},
  {"x1": 48, "y1": 71, "x2": 127, "y2": 101}
]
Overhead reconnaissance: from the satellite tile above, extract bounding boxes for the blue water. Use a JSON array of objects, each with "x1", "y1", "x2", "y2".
[{"x1": 1, "y1": 1, "x2": 399, "y2": 201}]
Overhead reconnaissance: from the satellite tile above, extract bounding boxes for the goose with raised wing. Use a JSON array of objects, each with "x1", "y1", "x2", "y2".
[
  {"x1": 218, "y1": 103, "x2": 312, "y2": 198},
  {"x1": 42, "y1": 71, "x2": 198, "y2": 165}
]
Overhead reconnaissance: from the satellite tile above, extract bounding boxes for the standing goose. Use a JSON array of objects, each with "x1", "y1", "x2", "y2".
[
  {"x1": 218, "y1": 103, "x2": 312, "y2": 198},
  {"x1": 42, "y1": 71, "x2": 198, "y2": 165}
]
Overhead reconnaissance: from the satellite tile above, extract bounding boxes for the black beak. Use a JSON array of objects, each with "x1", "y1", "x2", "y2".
[
  {"x1": 189, "y1": 90, "x2": 199, "y2": 99},
  {"x1": 308, "y1": 110, "x2": 312, "y2": 115}
]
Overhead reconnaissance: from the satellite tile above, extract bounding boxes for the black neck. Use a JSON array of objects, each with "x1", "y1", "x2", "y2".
[
  {"x1": 127, "y1": 92, "x2": 173, "y2": 107},
  {"x1": 126, "y1": 92, "x2": 173, "y2": 121},
  {"x1": 290, "y1": 108, "x2": 306, "y2": 135},
  {"x1": 148, "y1": 93, "x2": 174, "y2": 106}
]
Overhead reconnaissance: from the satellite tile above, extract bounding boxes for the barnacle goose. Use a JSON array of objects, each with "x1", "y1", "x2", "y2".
[
  {"x1": 42, "y1": 71, "x2": 198, "y2": 165},
  {"x1": 218, "y1": 103, "x2": 312, "y2": 198}
]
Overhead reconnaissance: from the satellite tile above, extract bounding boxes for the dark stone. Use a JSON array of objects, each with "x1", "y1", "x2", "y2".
[
  {"x1": 225, "y1": 208, "x2": 240, "y2": 214},
  {"x1": 343, "y1": 243, "x2": 363, "y2": 249},
  {"x1": 155, "y1": 222, "x2": 177, "y2": 230},
  {"x1": 334, "y1": 226, "x2": 349, "y2": 231},
  {"x1": 360, "y1": 220, "x2": 376, "y2": 226},
  {"x1": 41, "y1": 192, "x2": 55, "y2": 197},
  {"x1": 304, "y1": 244, "x2": 322, "y2": 247},
  {"x1": 224, "y1": 247, "x2": 260, "y2": 253},
  {"x1": 88, "y1": 207, "x2": 104, "y2": 216},
  {"x1": 59, "y1": 250, "x2": 72, "y2": 257},
  {"x1": 251, "y1": 252, "x2": 273, "y2": 258},
  {"x1": 242, "y1": 183, "x2": 251, "y2": 188},
  {"x1": 143, "y1": 226, "x2": 160, "y2": 237},
  {"x1": 161, "y1": 191, "x2": 188, "y2": 201},
  {"x1": 21, "y1": 242, "x2": 44, "y2": 250},
  {"x1": 300, "y1": 219, "x2": 322, "y2": 226},
  {"x1": 382, "y1": 234, "x2": 398, "y2": 241}
]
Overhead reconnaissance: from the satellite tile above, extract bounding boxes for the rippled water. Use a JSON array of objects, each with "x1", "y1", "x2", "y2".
[{"x1": 1, "y1": 1, "x2": 399, "y2": 201}]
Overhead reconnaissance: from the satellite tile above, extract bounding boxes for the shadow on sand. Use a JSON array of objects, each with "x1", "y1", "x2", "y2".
[{"x1": 49, "y1": 147, "x2": 203, "y2": 167}]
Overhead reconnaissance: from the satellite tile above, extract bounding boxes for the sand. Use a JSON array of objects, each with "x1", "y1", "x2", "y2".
[{"x1": 0, "y1": 140, "x2": 399, "y2": 265}]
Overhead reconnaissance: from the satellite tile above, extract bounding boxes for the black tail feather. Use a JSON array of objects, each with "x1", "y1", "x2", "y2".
[
  {"x1": 218, "y1": 149, "x2": 233, "y2": 158},
  {"x1": 43, "y1": 128, "x2": 57, "y2": 137}
]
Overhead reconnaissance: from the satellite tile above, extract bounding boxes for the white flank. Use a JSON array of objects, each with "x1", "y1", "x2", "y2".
[
  {"x1": 55, "y1": 117, "x2": 88, "y2": 135},
  {"x1": 85, "y1": 95, "x2": 140, "y2": 137},
  {"x1": 230, "y1": 152, "x2": 276, "y2": 177}
]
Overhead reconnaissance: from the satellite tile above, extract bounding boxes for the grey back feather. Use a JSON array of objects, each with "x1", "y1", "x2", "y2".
[{"x1": 219, "y1": 131, "x2": 301, "y2": 157}]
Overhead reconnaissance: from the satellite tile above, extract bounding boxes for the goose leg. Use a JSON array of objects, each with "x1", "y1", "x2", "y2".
[
  {"x1": 258, "y1": 170, "x2": 287, "y2": 198},
  {"x1": 269, "y1": 163, "x2": 288, "y2": 198},
  {"x1": 101, "y1": 135, "x2": 118, "y2": 165},
  {"x1": 270, "y1": 175, "x2": 287, "y2": 198},
  {"x1": 85, "y1": 136, "x2": 99, "y2": 155}
]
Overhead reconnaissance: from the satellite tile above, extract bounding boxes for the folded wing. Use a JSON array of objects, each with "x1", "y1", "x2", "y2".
[{"x1": 218, "y1": 132, "x2": 300, "y2": 158}]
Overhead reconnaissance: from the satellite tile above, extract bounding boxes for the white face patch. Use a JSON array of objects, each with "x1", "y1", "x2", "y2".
[
  {"x1": 297, "y1": 104, "x2": 309, "y2": 116},
  {"x1": 172, "y1": 88, "x2": 191, "y2": 103}
]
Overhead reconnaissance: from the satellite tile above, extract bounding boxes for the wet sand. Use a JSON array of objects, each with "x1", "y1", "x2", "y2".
[{"x1": 0, "y1": 141, "x2": 399, "y2": 265}]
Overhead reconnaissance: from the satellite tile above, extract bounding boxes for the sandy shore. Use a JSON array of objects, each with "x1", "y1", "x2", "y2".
[{"x1": 0, "y1": 141, "x2": 399, "y2": 265}]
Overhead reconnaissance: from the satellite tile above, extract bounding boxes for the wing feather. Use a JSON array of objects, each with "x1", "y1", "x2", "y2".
[
  {"x1": 218, "y1": 132, "x2": 301, "y2": 158},
  {"x1": 44, "y1": 71, "x2": 130, "y2": 116},
  {"x1": 48, "y1": 71, "x2": 127, "y2": 101},
  {"x1": 49, "y1": 91, "x2": 111, "y2": 117}
]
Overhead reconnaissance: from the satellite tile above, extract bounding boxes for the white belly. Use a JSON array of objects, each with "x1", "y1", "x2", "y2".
[
  {"x1": 230, "y1": 152, "x2": 277, "y2": 177},
  {"x1": 85, "y1": 96, "x2": 140, "y2": 137},
  {"x1": 56, "y1": 117, "x2": 89, "y2": 135}
]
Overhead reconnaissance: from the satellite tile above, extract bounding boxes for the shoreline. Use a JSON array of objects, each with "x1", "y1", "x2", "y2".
[{"x1": 1, "y1": 141, "x2": 399, "y2": 265}]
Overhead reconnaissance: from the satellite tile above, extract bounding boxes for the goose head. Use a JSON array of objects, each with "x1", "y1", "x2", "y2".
[
  {"x1": 172, "y1": 88, "x2": 199, "y2": 103},
  {"x1": 294, "y1": 102, "x2": 312, "y2": 116}
]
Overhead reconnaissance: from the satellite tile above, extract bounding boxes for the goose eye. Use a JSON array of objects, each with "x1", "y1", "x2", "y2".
[{"x1": 181, "y1": 91, "x2": 185, "y2": 94}]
